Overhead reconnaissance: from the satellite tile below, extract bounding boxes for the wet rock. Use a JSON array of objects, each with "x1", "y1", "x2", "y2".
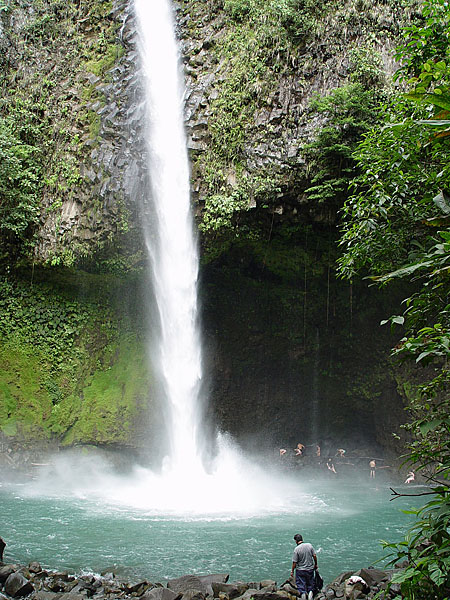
[
  {"x1": 141, "y1": 588, "x2": 180, "y2": 600},
  {"x1": 212, "y1": 583, "x2": 248, "y2": 599},
  {"x1": 167, "y1": 576, "x2": 209, "y2": 596},
  {"x1": 0, "y1": 565, "x2": 16, "y2": 583},
  {"x1": 235, "y1": 588, "x2": 259, "y2": 600},
  {"x1": 34, "y1": 592, "x2": 64, "y2": 600},
  {"x1": 28, "y1": 562, "x2": 43, "y2": 574},
  {"x1": 344, "y1": 575, "x2": 370, "y2": 598},
  {"x1": 4, "y1": 572, "x2": 34, "y2": 597},
  {"x1": 121, "y1": 580, "x2": 152, "y2": 595},
  {"x1": 251, "y1": 591, "x2": 283, "y2": 600},
  {"x1": 0, "y1": 537, "x2": 5, "y2": 562},
  {"x1": 330, "y1": 573, "x2": 355, "y2": 586},
  {"x1": 180, "y1": 591, "x2": 205, "y2": 600},
  {"x1": 45, "y1": 578, "x2": 74, "y2": 592},
  {"x1": 55, "y1": 593, "x2": 85, "y2": 600},
  {"x1": 352, "y1": 569, "x2": 387, "y2": 588},
  {"x1": 259, "y1": 581, "x2": 276, "y2": 589}
]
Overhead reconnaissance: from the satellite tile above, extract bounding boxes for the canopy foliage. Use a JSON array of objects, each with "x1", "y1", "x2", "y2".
[{"x1": 338, "y1": 0, "x2": 449, "y2": 597}]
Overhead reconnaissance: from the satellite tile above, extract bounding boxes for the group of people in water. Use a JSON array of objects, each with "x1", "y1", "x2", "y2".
[{"x1": 279, "y1": 442, "x2": 416, "y2": 483}]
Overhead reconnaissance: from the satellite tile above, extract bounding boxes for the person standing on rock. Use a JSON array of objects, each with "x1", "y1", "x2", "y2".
[{"x1": 290, "y1": 533, "x2": 318, "y2": 600}]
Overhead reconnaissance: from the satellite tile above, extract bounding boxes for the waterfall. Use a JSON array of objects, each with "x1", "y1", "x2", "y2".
[
  {"x1": 24, "y1": 0, "x2": 337, "y2": 519},
  {"x1": 134, "y1": 0, "x2": 204, "y2": 473},
  {"x1": 99, "y1": 0, "x2": 305, "y2": 514}
]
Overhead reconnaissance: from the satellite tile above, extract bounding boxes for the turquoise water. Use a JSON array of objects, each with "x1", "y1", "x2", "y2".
[{"x1": 0, "y1": 476, "x2": 423, "y2": 585}]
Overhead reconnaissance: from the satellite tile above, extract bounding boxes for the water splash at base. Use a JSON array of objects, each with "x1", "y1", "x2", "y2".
[{"x1": 25, "y1": 436, "x2": 327, "y2": 518}]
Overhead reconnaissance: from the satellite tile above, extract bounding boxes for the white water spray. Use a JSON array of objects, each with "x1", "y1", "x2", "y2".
[{"x1": 135, "y1": 0, "x2": 204, "y2": 473}]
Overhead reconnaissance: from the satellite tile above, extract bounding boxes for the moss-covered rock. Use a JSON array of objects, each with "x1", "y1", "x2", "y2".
[{"x1": 0, "y1": 268, "x2": 156, "y2": 449}]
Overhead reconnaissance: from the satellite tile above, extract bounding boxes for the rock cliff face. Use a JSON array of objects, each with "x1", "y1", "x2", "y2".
[{"x1": 0, "y1": 0, "x2": 415, "y2": 454}]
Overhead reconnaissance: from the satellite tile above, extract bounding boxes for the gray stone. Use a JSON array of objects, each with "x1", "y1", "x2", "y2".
[
  {"x1": 250, "y1": 591, "x2": 281, "y2": 600},
  {"x1": 33, "y1": 592, "x2": 63, "y2": 600},
  {"x1": 122, "y1": 580, "x2": 151, "y2": 594},
  {"x1": 181, "y1": 591, "x2": 205, "y2": 600},
  {"x1": 167, "y1": 576, "x2": 208, "y2": 596},
  {"x1": 330, "y1": 573, "x2": 355, "y2": 587},
  {"x1": 260, "y1": 581, "x2": 276, "y2": 589},
  {"x1": 353, "y1": 569, "x2": 388, "y2": 587},
  {"x1": 4, "y1": 572, "x2": 34, "y2": 597},
  {"x1": 55, "y1": 593, "x2": 85, "y2": 600},
  {"x1": 389, "y1": 583, "x2": 401, "y2": 595},
  {"x1": 0, "y1": 565, "x2": 16, "y2": 583},
  {"x1": 28, "y1": 562, "x2": 42, "y2": 574},
  {"x1": 142, "y1": 589, "x2": 180, "y2": 600},
  {"x1": 281, "y1": 583, "x2": 298, "y2": 597},
  {"x1": 212, "y1": 583, "x2": 248, "y2": 599}
]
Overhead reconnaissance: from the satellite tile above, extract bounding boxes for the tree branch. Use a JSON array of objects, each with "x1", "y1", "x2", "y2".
[{"x1": 389, "y1": 487, "x2": 449, "y2": 501}]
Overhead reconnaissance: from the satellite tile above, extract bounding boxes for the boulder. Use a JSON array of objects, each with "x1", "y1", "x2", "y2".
[
  {"x1": 55, "y1": 593, "x2": 85, "y2": 600},
  {"x1": 330, "y1": 572, "x2": 355, "y2": 586},
  {"x1": 272, "y1": 592, "x2": 292, "y2": 600},
  {"x1": 33, "y1": 592, "x2": 64, "y2": 600},
  {"x1": 28, "y1": 562, "x2": 44, "y2": 575},
  {"x1": 352, "y1": 568, "x2": 388, "y2": 587},
  {"x1": 122, "y1": 580, "x2": 152, "y2": 595},
  {"x1": 0, "y1": 564, "x2": 16, "y2": 583},
  {"x1": 167, "y1": 576, "x2": 208, "y2": 595},
  {"x1": 0, "y1": 538, "x2": 5, "y2": 562},
  {"x1": 344, "y1": 576, "x2": 369, "y2": 600},
  {"x1": 280, "y1": 583, "x2": 298, "y2": 597},
  {"x1": 141, "y1": 589, "x2": 180, "y2": 600},
  {"x1": 212, "y1": 582, "x2": 248, "y2": 599},
  {"x1": 181, "y1": 591, "x2": 205, "y2": 600},
  {"x1": 4, "y1": 572, "x2": 34, "y2": 597},
  {"x1": 197, "y1": 575, "x2": 229, "y2": 586},
  {"x1": 251, "y1": 591, "x2": 283, "y2": 600},
  {"x1": 167, "y1": 575, "x2": 228, "y2": 597},
  {"x1": 236, "y1": 588, "x2": 259, "y2": 600},
  {"x1": 259, "y1": 581, "x2": 276, "y2": 589}
]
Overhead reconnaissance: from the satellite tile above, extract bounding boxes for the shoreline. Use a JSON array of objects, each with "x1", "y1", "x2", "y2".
[{"x1": 0, "y1": 558, "x2": 403, "y2": 600}]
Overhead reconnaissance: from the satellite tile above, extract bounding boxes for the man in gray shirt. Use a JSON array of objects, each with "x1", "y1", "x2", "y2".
[{"x1": 290, "y1": 533, "x2": 318, "y2": 600}]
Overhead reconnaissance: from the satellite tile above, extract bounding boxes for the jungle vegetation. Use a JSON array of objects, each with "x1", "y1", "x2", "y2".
[{"x1": 338, "y1": 0, "x2": 450, "y2": 596}]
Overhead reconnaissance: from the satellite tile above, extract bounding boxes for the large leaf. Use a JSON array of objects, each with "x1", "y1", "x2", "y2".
[
  {"x1": 368, "y1": 260, "x2": 432, "y2": 282},
  {"x1": 419, "y1": 418, "x2": 445, "y2": 435},
  {"x1": 433, "y1": 191, "x2": 450, "y2": 215},
  {"x1": 406, "y1": 91, "x2": 450, "y2": 111},
  {"x1": 416, "y1": 119, "x2": 450, "y2": 127}
]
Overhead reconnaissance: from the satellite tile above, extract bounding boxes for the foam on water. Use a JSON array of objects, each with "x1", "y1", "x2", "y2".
[{"x1": 25, "y1": 436, "x2": 329, "y2": 518}]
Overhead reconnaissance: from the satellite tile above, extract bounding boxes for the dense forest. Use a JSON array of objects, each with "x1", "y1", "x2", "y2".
[{"x1": 0, "y1": 0, "x2": 449, "y2": 595}]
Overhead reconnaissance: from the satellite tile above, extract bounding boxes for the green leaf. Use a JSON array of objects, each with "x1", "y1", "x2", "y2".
[
  {"x1": 416, "y1": 119, "x2": 450, "y2": 127},
  {"x1": 419, "y1": 418, "x2": 444, "y2": 435}
]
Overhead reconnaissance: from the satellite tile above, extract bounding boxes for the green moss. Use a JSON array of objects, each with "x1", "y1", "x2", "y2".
[
  {"x1": 87, "y1": 110, "x2": 101, "y2": 138},
  {"x1": 61, "y1": 337, "x2": 149, "y2": 445},
  {"x1": 0, "y1": 271, "x2": 150, "y2": 446},
  {"x1": 0, "y1": 341, "x2": 53, "y2": 438},
  {"x1": 85, "y1": 44, "x2": 124, "y2": 78}
]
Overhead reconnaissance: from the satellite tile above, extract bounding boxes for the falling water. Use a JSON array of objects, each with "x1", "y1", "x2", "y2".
[{"x1": 134, "y1": 0, "x2": 204, "y2": 473}]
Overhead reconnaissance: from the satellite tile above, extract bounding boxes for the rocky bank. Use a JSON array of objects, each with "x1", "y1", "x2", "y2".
[{"x1": 0, "y1": 557, "x2": 404, "y2": 600}]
